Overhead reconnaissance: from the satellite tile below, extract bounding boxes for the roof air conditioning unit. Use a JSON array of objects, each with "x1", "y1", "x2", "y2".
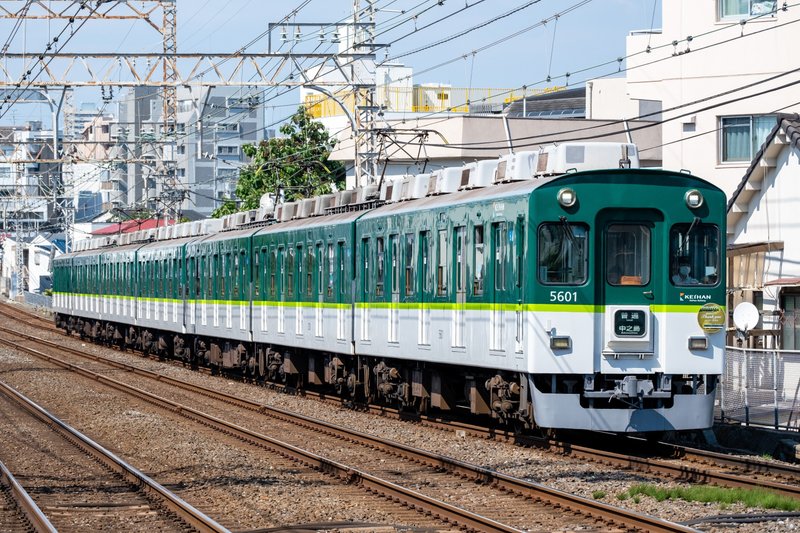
[
  {"x1": 427, "y1": 167, "x2": 461, "y2": 196},
  {"x1": 461, "y1": 159, "x2": 499, "y2": 190},
  {"x1": 298, "y1": 198, "x2": 316, "y2": 218},
  {"x1": 535, "y1": 142, "x2": 640, "y2": 176},
  {"x1": 314, "y1": 194, "x2": 336, "y2": 215},
  {"x1": 281, "y1": 201, "x2": 298, "y2": 221},
  {"x1": 494, "y1": 151, "x2": 538, "y2": 183}
]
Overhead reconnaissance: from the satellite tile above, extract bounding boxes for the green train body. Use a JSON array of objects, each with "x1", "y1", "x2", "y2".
[{"x1": 53, "y1": 166, "x2": 726, "y2": 433}]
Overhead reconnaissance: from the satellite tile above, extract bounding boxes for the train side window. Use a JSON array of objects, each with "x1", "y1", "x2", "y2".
[
  {"x1": 493, "y1": 222, "x2": 507, "y2": 291},
  {"x1": 338, "y1": 241, "x2": 346, "y2": 297},
  {"x1": 233, "y1": 253, "x2": 240, "y2": 299},
  {"x1": 420, "y1": 231, "x2": 432, "y2": 294},
  {"x1": 317, "y1": 244, "x2": 324, "y2": 296},
  {"x1": 404, "y1": 233, "x2": 415, "y2": 296},
  {"x1": 270, "y1": 248, "x2": 277, "y2": 298},
  {"x1": 390, "y1": 234, "x2": 399, "y2": 295},
  {"x1": 606, "y1": 224, "x2": 650, "y2": 286},
  {"x1": 328, "y1": 243, "x2": 335, "y2": 297},
  {"x1": 669, "y1": 223, "x2": 720, "y2": 286},
  {"x1": 306, "y1": 245, "x2": 314, "y2": 297},
  {"x1": 253, "y1": 251, "x2": 260, "y2": 298},
  {"x1": 516, "y1": 218, "x2": 525, "y2": 288},
  {"x1": 455, "y1": 226, "x2": 466, "y2": 294},
  {"x1": 436, "y1": 229, "x2": 448, "y2": 296},
  {"x1": 537, "y1": 223, "x2": 589, "y2": 285},
  {"x1": 361, "y1": 238, "x2": 370, "y2": 297},
  {"x1": 473, "y1": 225, "x2": 485, "y2": 295},
  {"x1": 287, "y1": 246, "x2": 295, "y2": 298},
  {"x1": 221, "y1": 254, "x2": 228, "y2": 298},
  {"x1": 376, "y1": 237, "x2": 385, "y2": 297}
]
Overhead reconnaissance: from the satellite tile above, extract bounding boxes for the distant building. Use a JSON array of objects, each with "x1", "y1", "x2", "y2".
[
  {"x1": 726, "y1": 113, "x2": 800, "y2": 349},
  {"x1": 0, "y1": 122, "x2": 60, "y2": 235},
  {"x1": 0, "y1": 233, "x2": 64, "y2": 298},
  {"x1": 115, "y1": 86, "x2": 265, "y2": 218},
  {"x1": 587, "y1": 1, "x2": 800, "y2": 196}
]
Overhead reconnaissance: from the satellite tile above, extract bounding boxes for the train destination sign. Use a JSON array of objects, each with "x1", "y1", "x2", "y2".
[{"x1": 614, "y1": 310, "x2": 646, "y2": 337}]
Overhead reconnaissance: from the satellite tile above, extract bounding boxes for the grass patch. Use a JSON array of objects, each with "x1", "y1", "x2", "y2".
[
  {"x1": 592, "y1": 490, "x2": 606, "y2": 499},
  {"x1": 620, "y1": 484, "x2": 800, "y2": 511}
]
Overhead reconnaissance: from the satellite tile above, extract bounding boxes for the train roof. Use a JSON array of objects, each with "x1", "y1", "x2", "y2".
[{"x1": 358, "y1": 174, "x2": 548, "y2": 221}]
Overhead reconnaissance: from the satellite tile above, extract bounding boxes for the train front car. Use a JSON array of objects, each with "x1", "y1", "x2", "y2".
[{"x1": 529, "y1": 169, "x2": 725, "y2": 433}]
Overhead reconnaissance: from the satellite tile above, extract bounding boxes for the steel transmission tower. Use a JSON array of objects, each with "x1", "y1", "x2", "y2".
[{"x1": 352, "y1": 0, "x2": 378, "y2": 187}]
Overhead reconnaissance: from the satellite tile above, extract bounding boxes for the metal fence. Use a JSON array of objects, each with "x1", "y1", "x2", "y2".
[
  {"x1": 23, "y1": 291, "x2": 52, "y2": 310},
  {"x1": 719, "y1": 346, "x2": 800, "y2": 430}
]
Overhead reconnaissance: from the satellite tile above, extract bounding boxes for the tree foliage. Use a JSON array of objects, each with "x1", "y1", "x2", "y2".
[{"x1": 212, "y1": 106, "x2": 345, "y2": 217}]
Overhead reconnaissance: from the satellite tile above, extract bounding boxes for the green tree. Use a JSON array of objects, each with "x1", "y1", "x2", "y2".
[{"x1": 212, "y1": 105, "x2": 345, "y2": 217}]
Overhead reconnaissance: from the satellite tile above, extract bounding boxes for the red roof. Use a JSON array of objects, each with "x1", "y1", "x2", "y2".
[{"x1": 92, "y1": 219, "x2": 175, "y2": 235}]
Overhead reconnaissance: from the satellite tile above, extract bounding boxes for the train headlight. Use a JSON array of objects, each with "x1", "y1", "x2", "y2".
[
  {"x1": 550, "y1": 336, "x2": 572, "y2": 350},
  {"x1": 685, "y1": 189, "x2": 704, "y2": 209},
  {"x1": 558, "y1": 187, "x2": 577, "y2": 208},
  {"x1": 688, "y1": 336, "x2": 708, "y2": 350}
]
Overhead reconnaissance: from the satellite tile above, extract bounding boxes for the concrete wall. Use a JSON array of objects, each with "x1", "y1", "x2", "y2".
[
  {"x1": 730, "y1": 143, "x2": 800, "y2": 315},
  {"x1": 592, "y1": 3, "x2": 799, "y2": 197}
]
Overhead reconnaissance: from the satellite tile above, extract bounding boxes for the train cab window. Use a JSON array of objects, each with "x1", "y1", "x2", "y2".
[
  {"x1": 404, "y1": 233, "x2": 415, "y2": 296},
  {"x1": 537, "y1": 223, "x2": 588, "y2": 285},
  {"x1": 606, "y1": 224, "x2": 650, "y2": 286},
  {"x1": 436, "y1": 229, "x2": 448, "y2": 296},
  {"x1": 376, "y1": 237, "x2": 385, "y2": 297},
  {"x1": 670, "y1": 223, "x2": 720, "y2": 286}
]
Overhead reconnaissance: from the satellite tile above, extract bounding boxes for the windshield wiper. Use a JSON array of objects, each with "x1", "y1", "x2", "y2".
[{"x1": 559, "y1": 216, "x2": 575, "y2": 243}]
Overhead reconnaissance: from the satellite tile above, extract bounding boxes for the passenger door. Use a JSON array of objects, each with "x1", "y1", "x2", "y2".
[{"x1": 598, "y1": 209, "x2": 664, "y2": 356}]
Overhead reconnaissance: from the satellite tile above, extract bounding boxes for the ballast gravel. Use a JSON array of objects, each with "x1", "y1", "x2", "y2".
[{"x1": 1, "y1": 302, "x2": 798, "y2": 532}]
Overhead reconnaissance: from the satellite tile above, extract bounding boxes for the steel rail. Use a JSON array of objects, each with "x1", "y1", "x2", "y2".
[
  {"x1": 0, "y1": 459, "x2": 57, "y2": 533},
  {"x1": 0, "y1": 325, "x2": 697, "y2": 533},
  {"x1": 0, "y1": 380, "x2": 230, "y2": 533},
  {"x1": 2, "y1": 305, "x2": 798, "y2": 499}
]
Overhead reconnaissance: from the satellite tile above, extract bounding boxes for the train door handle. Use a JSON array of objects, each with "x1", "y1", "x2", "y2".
[{"x1": 642, "y1": 290, "x2": 654, "y2": 300}]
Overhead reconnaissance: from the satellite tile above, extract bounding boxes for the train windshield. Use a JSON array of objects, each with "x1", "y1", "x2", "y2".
[
  {"x1": 670, "y1": 223, "x2": 720, "y2": 286},
  {"x1": 606, "y1": 224, "x2": 651, "y2": 286},
  {"x1": 537, "y1": 223, "x2": 588, "y2": 285}
]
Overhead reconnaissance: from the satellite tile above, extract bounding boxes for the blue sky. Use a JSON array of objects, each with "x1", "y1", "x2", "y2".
[{"x1": 0, "y1": 0, "x2": 662, "y2": 126}]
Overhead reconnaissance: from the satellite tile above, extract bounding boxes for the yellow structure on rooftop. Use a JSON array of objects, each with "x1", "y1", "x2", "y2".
[{"x1": 304, "y1": 85, "x2": 565, "y2": 118}]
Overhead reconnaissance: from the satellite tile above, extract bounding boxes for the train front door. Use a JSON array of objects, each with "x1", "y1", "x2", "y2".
[{"x1": 597, "y1": 209, "x2": 664, "y2": 357}]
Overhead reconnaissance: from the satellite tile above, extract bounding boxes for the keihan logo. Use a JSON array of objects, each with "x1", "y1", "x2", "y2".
[{"x1": 680, "y1": 292, "x2": 712, "y2": 303}]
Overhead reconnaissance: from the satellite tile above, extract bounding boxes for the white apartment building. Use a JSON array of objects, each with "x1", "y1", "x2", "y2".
[{"x1": 587, "y1": 0, "x2": 798, "y2": 197}]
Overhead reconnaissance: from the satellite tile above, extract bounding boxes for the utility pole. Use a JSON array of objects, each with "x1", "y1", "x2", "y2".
[{"x1": 352, "y1": 0, "x2": 379, "y2": 187}]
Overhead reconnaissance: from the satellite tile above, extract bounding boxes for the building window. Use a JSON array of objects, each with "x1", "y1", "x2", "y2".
[
  {"x1": 719, "y1": 0, "x2": 776, "y2": 19},
  {"x1": 217, "y1": 145, "x2": 239, "y2": 156},
  {"x1": 720, "y1": 115, "x2": 775, "y2": 163}
]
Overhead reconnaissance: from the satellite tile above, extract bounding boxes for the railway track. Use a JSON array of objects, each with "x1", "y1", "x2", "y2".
[
  {"x1": 0, "y1": 316, "x2": 696, "y2": 532},
  {"x1": 0, "y1": 458, "x2": 56, "y2": 533},
  {"x1": 5, "y1": 303, "x2": 800, "y2": 514},
  {"x1": 0, "y1": 379, "x2": 227, "y2": 532},
  {"x1": 4, "y1": 302, "x2": 800, "y2": 500}
]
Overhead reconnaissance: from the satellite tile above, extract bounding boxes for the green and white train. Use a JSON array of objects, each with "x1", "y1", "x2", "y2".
[{"x1": 53, "y1": 142, "x2": 726, "y2": 433}]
